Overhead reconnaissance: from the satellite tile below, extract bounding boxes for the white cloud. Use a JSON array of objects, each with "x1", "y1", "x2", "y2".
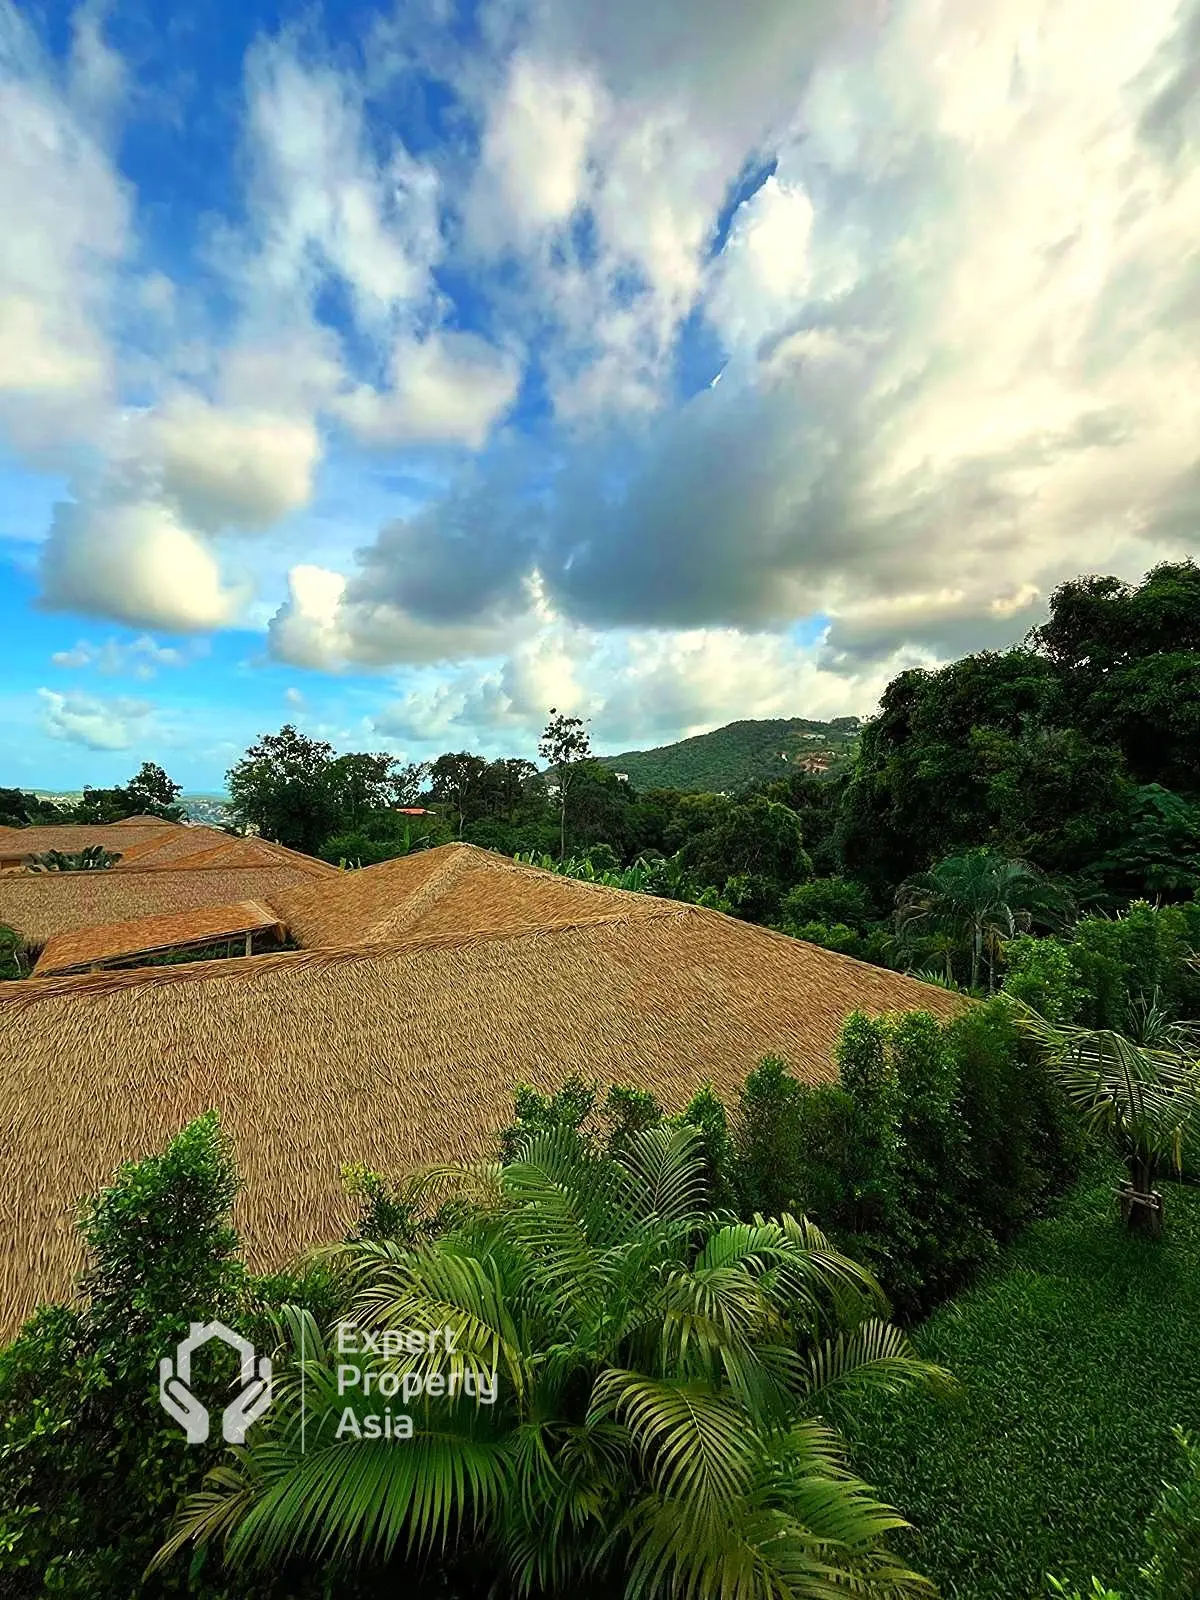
[
  {"x1": 37, "y1": 687, "x2": 154, "y2": 752},
  {"x1": 284, "y1": 685, "x2": 305, "y2": 706},
  {"x1": 51, "y1": 635, "x2": 186, "y2": 678},
  {"x1": 40, "y1": 498, "x2": 245, "y2": 631},
  {"x1": 237, "y1": 40, "x2": 442, "y2": 327},
  {"x1": 466, "y1": 52, "x2": 599, "y2": 251},
  {"x1": 268, "y1": 562, "x2": 516, "y2": 669},
  {"x1": 145, "y1": 393, "x2": 321, "y2": 531},
  {"x1": 336, "y1": 331, "x2": 520, "y2": 448},
  {"x1": 0, "y1": 0, "x2": 129, "y2": 452}
]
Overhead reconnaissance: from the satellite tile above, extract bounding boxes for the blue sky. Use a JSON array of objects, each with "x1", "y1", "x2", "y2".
[{"x1": 2, "y1": 0, "x2": 1197, "y2": 791}]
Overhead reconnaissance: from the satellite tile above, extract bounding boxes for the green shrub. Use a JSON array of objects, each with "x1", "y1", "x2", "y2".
[
  {"x1": 0, "y1": 1115, "x2": 246, "y2": 1597},
  {"x1": 674, "y1": 1083, "x2": 738, "y2": 1209},
  {"x1": 729, "y1": 1004, "x2": 1081, "y2": 1319},
  {"x1": 1070, "y1": 902, "x2": 1200, "y2": 1030},
  {"x1": 1139, "y1": 1426, "x2": 1200, "y2": 1600},
  {"x1": 779, "y1": 876, "x2": 872, "y2": 931},
  {"x1": 730, "y1": 1055, "x2": 810, "y2": 1215},
  {"x1": 1002, "y1": 933, "x2": 1086, "y2": 1022},
  {"x1": 498, "y1": 1074, "x2": 666, "y2": 1164}
]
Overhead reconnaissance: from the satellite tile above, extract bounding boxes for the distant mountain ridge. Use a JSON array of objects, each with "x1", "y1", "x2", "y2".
[{"x1": 594, "y1": 717, "x2": 862, "y2": 793}]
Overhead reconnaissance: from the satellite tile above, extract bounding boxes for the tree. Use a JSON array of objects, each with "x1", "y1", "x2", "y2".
[
  {"x1": 895, "y1": 850, "x2": 1068, "y2": 991},
  {"x1": 1016, "y1": 1004, "x2": 1200, "y2": 1235},
  {"x1": 539, "y1": 709, "x2": 592, "y2": 859},
  {"x1": 395, "y1": 761, "x2": 432, "y2": 807},
  {"x1": 226, "y1": 726, "x2": 339, "y2": 855},
  {"x1": 679, "y1": 795, "x2": 812, "y2": 920},
  {"x1": 327, "y1": 752, "x2": 400, "y2": 832},
  {"x1": 486, "y1": 757, "x2": 538, "y2": 822},
  {"x1": 427, "y1": 752, "x2": 491, "y2": 836},
  {"x1": 122, "y1": 762, "x2": 184, "y2": 821},
  {"x1": 0, "y1": 789, "x2": 67, "y2": 827},
  {"x1": 160, "y1": 1124, "x2": 947, "y2": 1596}
]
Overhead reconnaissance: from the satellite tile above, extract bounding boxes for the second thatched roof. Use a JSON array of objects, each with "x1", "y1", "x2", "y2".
[
  {"x1": 0, "y1": 862, "x2": 332, "y2": 948},
  {"x1": 0, "y1": 900, "x2": 965, "y2": 1334},
  {"x1": 32, "y1": 900, "x2": 283, "y2": 977}
]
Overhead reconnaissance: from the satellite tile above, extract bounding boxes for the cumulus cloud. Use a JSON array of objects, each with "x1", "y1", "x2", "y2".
[
  {"x1": 236, "y1": 38, "x2": 443, "y2": 326},
  {"x1": 40, "y1": 498, "x2": 245, "y2": 630},
  {"x1": 145, "y1": 393, "x2": 321, "y2": 532},
  {"x1": 336, "y1": 331, "x2": 520, "y2": 448},
  {"x1": 36, "y1": 687, "x2": 154, "y2": 752},
  {"x1": 0, "y1": 0, "x2": 128, "y2": 453},
  {"x1": 51, "y1": 635, "x2": 186, "y2": 678},
  {"x1": 268, "y1": 561, "x2": 519, "y2": 670},
  {"x1": 7, "y1": 0, "x2": 1200, "y2": 748},
  {"x1": 371, "y1": 616, "x2": 923, "y2": 757}
]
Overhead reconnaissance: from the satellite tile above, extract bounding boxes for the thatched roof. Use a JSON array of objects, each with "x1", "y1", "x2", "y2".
[
  {"x1": 0, "y1": 820, "x2": 333, "y2": 877},
  {"x1": 32, "y1": 900, "x2": 283, "y2": 977},
  {"x1": 0, "y1": 902, "x2": 964, "y2": 1333},
  {"x1": 271, "y1": 842, "x2": 664, "y2": 948},
  {"x1": 0, "y1": 822, "x2": 178, "y2": 863},
  {"x1": 118, "y1": 832, "x2": 336, "y2": 875},
  {"x1": 0, "y1": 863, "x2": 332, "y2": 948}
]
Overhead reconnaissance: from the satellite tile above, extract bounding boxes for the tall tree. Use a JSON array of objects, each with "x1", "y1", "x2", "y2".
[
  {"x1": 123, "y1": 762, "x2": 185, "y2": 821},
  {"x1": 327, "y1": 752, "x2": 399, "y2": 831},
  {"x1": 486, "y1": 757, "x2": 538, "y2": 822},
  {"x1": 428, "y1": 752, "x2": 491, "y2": 836},
  {"x1": 539, "y1": 708, "x2": 592, "y2": 859},
  {"x1": 226, "y1": 726, "x2": 338, "y2": 855}
]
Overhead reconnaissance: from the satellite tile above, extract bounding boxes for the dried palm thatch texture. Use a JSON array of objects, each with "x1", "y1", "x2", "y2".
[
  {"x1": 0, "y1": 903, "x2": 965, "y2": 1333},
  {"x1": 117, "y1": 833, "x2": 336, "y2": 875},
  {"x1": 32, "y1": 900, "x2": 283, "y2": 977},
  {"x1": 271, "y1": 842, "x2": 663, "y2": 948},
  {"x1": 0, "y1": 822, "x2": 178, "y2": 866},
  {"x1": 0, "y1": 864, "x2": 331, "y2": 949}
]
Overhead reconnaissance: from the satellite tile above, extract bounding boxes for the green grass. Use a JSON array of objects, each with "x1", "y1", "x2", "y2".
[{"x1": 845, "y1": 1164, "x2": 1200, "y2": 1599}]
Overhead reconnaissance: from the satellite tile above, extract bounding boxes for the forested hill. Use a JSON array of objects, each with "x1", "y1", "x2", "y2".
[{"x1": 594, "y1": 717, "x2": 861, "y2": 793}]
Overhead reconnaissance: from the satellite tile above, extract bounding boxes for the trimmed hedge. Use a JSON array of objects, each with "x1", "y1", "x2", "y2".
[{"x1": 843, "y1": 1166, "x2": 1200, "y2": 1598}]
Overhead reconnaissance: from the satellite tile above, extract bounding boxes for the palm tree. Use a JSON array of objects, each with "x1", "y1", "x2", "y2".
[
  {"x1": 156, "y1": 1125, "x2": 948, "y2": 1596},
  {"x1": 895, "y1": 849, "x2": 1068, "y2": 991},
  {"x1": 27, "y1": 844, "x2": 121, "y2": 872},
  {"x1": 1015, "y1": 1003, "x2": 1200, "y2": 1235}
]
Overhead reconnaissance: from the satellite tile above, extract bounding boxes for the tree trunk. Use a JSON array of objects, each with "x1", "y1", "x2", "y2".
[{"x1": 1121, "y1": 1157, "x2": 1164, "y2": 1237}]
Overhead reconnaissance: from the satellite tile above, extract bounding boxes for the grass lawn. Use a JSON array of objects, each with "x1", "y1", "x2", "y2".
[{"x1": 844, "y1": 1163, "x2": 1200, "y2": 1599}]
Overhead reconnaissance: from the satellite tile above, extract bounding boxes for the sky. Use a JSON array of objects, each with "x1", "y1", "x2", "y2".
[{"x1": 2, "y1": 0, "x2": 1198, "y2": 792}]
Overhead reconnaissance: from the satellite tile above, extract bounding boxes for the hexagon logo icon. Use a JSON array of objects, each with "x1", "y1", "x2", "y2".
[{"x1": 158, "y1": 1320, "x2": 274, "y2": 1444}]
